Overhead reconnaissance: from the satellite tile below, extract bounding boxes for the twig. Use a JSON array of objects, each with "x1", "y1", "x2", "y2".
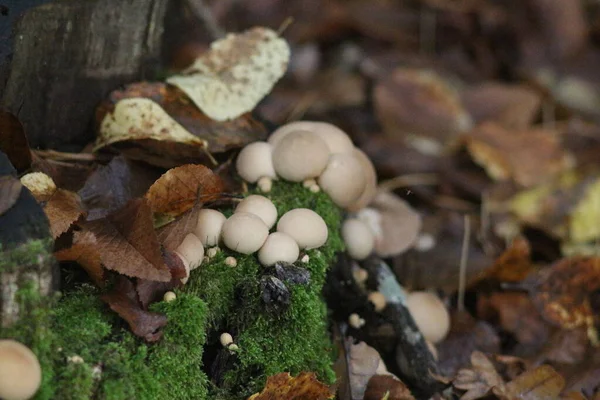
[
  {"x1": 378, "y1": 173, "x2": 439, "y2": 192},
  {"x1": 457, "y1": 214, "x2": 471, "y2": 313},
  {"x1": 33, "y1": 149, "x2": 103, "y2": 163},
  {"x1": 186, "y1": 0, "x2": 225, "y2": 40},
  {"x1": 277, "y1": 17, "x2": 294, "y2": 36}
]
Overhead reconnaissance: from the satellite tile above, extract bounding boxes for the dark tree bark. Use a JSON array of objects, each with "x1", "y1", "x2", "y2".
[{"x1": 0, "y1": 0, "x2": 170, "y2": 150}]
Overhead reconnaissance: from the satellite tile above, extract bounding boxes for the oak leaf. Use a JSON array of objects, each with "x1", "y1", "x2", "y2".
[{"x1": 44, "y1": 189, "x2": 86, "y2": 239}]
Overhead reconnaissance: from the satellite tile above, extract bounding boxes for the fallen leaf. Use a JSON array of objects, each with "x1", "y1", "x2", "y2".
[
  {"x1": 167, "y1": 27, "x2": 290, "y2": 121},
  {"x1": 247, "y1": 372, "x2": 333, "y2": 400},
  {"x1": 569, "y1": 177, "x2": 600, "y2": 244},
  {"x1": 135, "y1": 249, "x2": 187, "y2": 309},
  {"x1": 0, "y1": 109, "x2": 31, "y2": 171},
  {"x1": 344, "y1": 341, "x2": 390, "y2": 400},
  {"x1": 100, "y1": 275, "x2": 167, "y2": 342},
  {"x1": 453, "y1": 351, "x2": 505, "y2": 400},
  {"x1": 0, "y1": 176, "x2": 22, "y2": 216},
  {"x1": 156, "y1": 203, "x2": 203, "y2": 251},
  {"x1": 493, "y1": 365, "x2": 565, "y2": 400},
  {"x1": 44, "y1": 189, "x2": 86, "y2": 239},
  {"x1": 465, "y1": 122, "x2": 571, "y2": 187},
  {"x1": 473, "y1": 237, "x2": 536, "y2": 283},
  {"x1": 364, "y1": 375, "x2": 415, "y2": 400},
  {"x1": 145, "y1": 164, "x2": 224, "y2": 218},
  {"x1": 83, "y1": 198, "x2": 171, "y2": 282},
  {"x1": 54, "y1": 230, "x2": 105, "y2": 286}
]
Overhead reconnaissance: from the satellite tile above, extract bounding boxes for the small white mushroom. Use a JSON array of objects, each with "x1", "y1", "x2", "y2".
[
  {"x1": 300, "y1": 254, "x2": 310, "y2": 263},
  {"x1": 269, "y1": 121, "x2": 354, "y2": 154},
  {"x1": 348, "y1": 313, "x2": 365, "y2": 329},
  {"x1": 347, "y1": 148, "x2": 378, "y2": 211},
  {"x1": 415, "y1": 233, "x2": 436, "y2": 252},
  {"x1": 257, "y1": 176, "x2": 273, "y2": 193},
  {"x1": 221, "y1": 213, "x2": 269, "y2": 254},
  {"x1": 318, "y1": 152, "x2": 366, "y2": 208},
  {"x1": 176, "y1": 233, "x2": 205, "y2": 270},
  {"x1": 352, "y1": 267, "x2": 368, "y2": 284},
  {"x1": 234, "y1": 195, "x2": 278, "y2": 229},
  {"x1": 303, "y1": 179, "x2": 316, "y2": 188},
  {"x1": 225, "y1": 256, "x2": 237, "y2": 267},
  {"x1": 258, "y1": 232, "x2": 300, "y2": 266},
  {"x1": 0, "y1": 339, "x2": 42, "y2": 400},
  {"x1": 206, "y1": 247, "x2": 219, "y2": 258},
  {"x1": 367, "y1": 291, "x2": 386, "y2": 312},
  {"x1": 342, "y1": 218, "x2": 375, "y2": 260},
  {"x1": 194, "y1": 209, "x2": 227, "y2": 247},
  {"x1": 406, "y1": 291, "x2": 450, "y2": 344},
  {"x1": 163, "y1": 291, "x2": 177, "y2": 302},
  {"x1": 276, "y1": 208, "x2": 328, "y2": 249},
  {"x1": 309, "y1": 184, "x2": 320, "y2": 193},
  {"x1": 220, "y1": 333, "x2": 234, "y2": 347},
  {"x1": 272, "y1": 131, "x2": 330, "y2": 182},
  {"x1": 228, "y1": 343, "x2": 239, "y2": 352},
  {"x1": 236, "y1": 141, "x2": 277, "y2": 183}
]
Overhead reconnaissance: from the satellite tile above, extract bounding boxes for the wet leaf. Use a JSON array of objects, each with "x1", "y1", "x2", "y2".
[
  {"x1": 364, "y1": 375, "x2": 415, "y2": 400},
  {"x1": 54, "y1": 230, "x2": 105, "y2": 286},
  {"x1": 344, "y1": 341, "x2": 390, "y2": 400},
  {"x1": 0, "y1": 176, "x2": 22, "y2": 216},
  {"x1": 83, "y1": 198, "x2": 171, "y2": 282},
  {"x1": 156, "y1": 203, "x2": 203, "y2": 251},
  {"x1": 453, "y1": 351, "x2": 505, "y2": 400},
  {"x1": 167, "y1": 27, "x2": 290, "y2": 121},
  {"x1": 0, "y1": 110, "x2": 31, "y2": 171},
  {"x1": 100, "y1": 275, "x2": 167, "y2": 342},
  {"x1": 473, "y1": 237, "x2": 536, "y2": 283},
  {"x1": 493, "y1": 365, "x2": 565, "y2": 400},
  {"x1": 135, "y1": 249, "x2": 187, "y2": 309},
  {"x1": 247, "y1": 372, "x2": 333, "y2": 400},
  {"x1": 145, "y1": 164, "x2": 224, "y2": 218},
  {"x1": 44, "y1": 189, "x2": 86, "y2": 239}
]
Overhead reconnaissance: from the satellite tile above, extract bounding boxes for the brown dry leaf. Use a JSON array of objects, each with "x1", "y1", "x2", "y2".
[
  {"x1": 453, "y1": 351, "x2": 505, "y2": 400},
  {"x1": 465, "y1": 122, "x2": 571, "y2": 187},
  {"x1": 145, "y1": 164, "x2": 224, "y2": 218},
  {"x1": 136, "y1": 249, "x2": 187, "y2": 309},
  {"x1": 100, "y1": 275, "x2": 167, "y2": 342},
  {"x1": 247, "y1": 372, "x2": 333, "y2": 400},
  {"x1": 84, "y1": 198, "x2": 171, "y2": 282},
  {"x1": 54, "y1": 230, "x2": 105, "y2": 287},
  {"x1": 44, "y1": 189, "x2": 86, "y2": 239},
  {"x1": 157, "y1": 204, "x2": 203, "y2": 251},
  {"x1": 364, "y1": 375, "x2": 415, "y2": 400},
  {"x1": 95, "y1": 83, "x2": 267, "y2": 168},
  {"x1": 527, "y1": 257, "x2": 600, "y2": 335},
  {"x1": 374, "y1": 68, "x2": 472, "y2": 152},
  {"x1": 473, "y1": 237, "x2": 536, "y2": 283},
  {"x1": 0, "y1": 109, "x2": 31, "y2": 172},
  {"x1": 166, "y1": 27, "x2": 290, "y2": 121},
  {"x1": 0, "y1": 176, "x2": 22, "y2": 216},
  {"x1": 493, "y1": 365, "x2": 565, "y2": 400}
]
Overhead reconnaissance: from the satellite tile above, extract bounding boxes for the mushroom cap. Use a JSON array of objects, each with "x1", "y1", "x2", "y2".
[
  {"x1": 0, "y1": 339, "x2": 42, "y2": 400},
  {"x1": 342, "y1": 218, "x2": 374, "y2": 260},
  {"x1": 269, "y1": 121, "x2": 354, "y2": 154},
  {"x1": 406, "y1": 291, "x2": 450, "y2": 344},
  {"x1": 221, "y1": 212, "x2": 269, "y2": 254},
  {"x1": 272, "y1": 131, "x2": 330, "y2": 182},
  {"x1": 176, "y1": 233, "x2": 205, "y2": 270},
  {"x1": 234, "y1": 195, "x2": 278, "y2": 229},
  {"x1": 367, "y1": 291, "x2": 386, "y2": 312},
  {"x1": 318, "y1": 152, "x2": 366, "y2": 208},
  {"x1": 194, "y1": 209, "x2": 227, "y2": 247},
  {"x1": 346, "y1": 149, "x2": 378, "y2": 211},
  {"x1": 236, "y1": 141, "x2": 277, "y2": 183},
  {"x1": 258, "y1": 232, "x2": 300, "y2": 266},
  {"x1": 276, "y1": 208, "x2": 328, "y2": 249}
]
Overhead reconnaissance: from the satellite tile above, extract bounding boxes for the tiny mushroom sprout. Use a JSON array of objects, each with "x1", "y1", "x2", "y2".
[
  {"x1": 0, "y1": 339, "x2": 42, "y2": 400},
  {"x1": 234, "y1": 195, "x2": 278, "y2": 229},
  {"x1": 276, "y1": 208, "x2": 328, "y2": 249},
  {"x1": 175, "y1": 233, "x2": 205, "y2": 270},
  {"x1": 220, "y1": 333, "x2": 234, "y2": 347},
  {"x1": 163, "y1": 291, "x2": 177, "y2": 302},
  {"x1": 194, "y1": 209, "x2": 227, "y2": 247},
  {"x1": 235, "y1": 141, "x2": 277, "y2": 184},
  {"x1": 406, "y1": 291, "x2": 450, "y2": 344},
  {"x1": 367, "y1": 291, "x2": 386, "y2": 312},
  {"x1": 272, "y1": 130, "x2": 330, "y2": 182},
  {"x1": 221, "y1": 212, "x2": 269, "y2": 254},
  {"x1": 318, "y1": 152, "x2": 367, "y2": 209},
  {"x1": 342, "y1": 218, "x2": 375, "y2": 260},
  {"x1": 258, "y1": 232, "x2": 300, "y2": 266},
  {"x1": 269, "y1": 121, "x2": 354, "y2": 154}
]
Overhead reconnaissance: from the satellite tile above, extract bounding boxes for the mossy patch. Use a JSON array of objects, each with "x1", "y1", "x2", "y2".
[{"x1": 0, "y1": 237, "x2": 54, "y2": 273}]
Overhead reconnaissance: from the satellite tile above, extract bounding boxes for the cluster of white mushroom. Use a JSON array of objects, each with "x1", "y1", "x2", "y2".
[{"x1": 171, "y1": 194, "x2": 329, "y2": 284}]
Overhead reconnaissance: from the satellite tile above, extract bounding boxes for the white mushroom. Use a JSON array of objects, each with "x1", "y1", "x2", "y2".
[
  {"x1": 276, "y1": 208, "x2": 328, "y2": 249},
  {"x1": 348, "y1": 313, "x2": 365, "y2": 329},
  {"x1": 221, "y1": 212, "x2": 269, "y2": 254},
  {"x1": 318, "y1": 152, "x2": 366, "y2": 208},
  {"x1": 220, "y1": 333, "x2": 234, "y2": 347},
  {"x1": 236, "y1": 141, "x2": 277, "y2": 183},
  {"x1": 163, "y1": 291, "x2": 177, "y2": 302},
  {"x1": 225, "y1": 256, "x2": 237, "y2": 267},
  {"x1": 234, "y1": 195, "x2": 278, "y2": 229},
  {"x1": 406, "y1": 291, "x2": 450, "y2": 344},
  {"x1": 347, "y1": 148, "x2": 378, "y2": 211},
  {"x1": 342, "y1": 218, "x2": 375, "y2": 260},
  {"x1": 194, "y1": 209, "x2": 227, "y2": 247},
  {"x1": 257, "y1": 176, "x2": 273, "y2": 193},
  {"x1": 175, "y1": 233, "x2": 205, "y2": 270},
  {"x1": 272, "y1": 131, "x2": 330, "y2": 182},
  {"x1": 269, "y1": 121, "x2": 354, "y2": 154},
  {"x1": 173, "y1": 252, "x2": 191, "y2": 284},
  {"x1": 367, "y1": 291, "x2": 386, "y2": 312},
  {"x1": 0, "y1": 339, "x2": 42, "y2": 400},
  {"x1": 258, "y1": 232, "x2": 300, "y2": 266}
]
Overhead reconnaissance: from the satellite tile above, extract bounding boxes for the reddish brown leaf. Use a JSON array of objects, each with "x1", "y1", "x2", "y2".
[
  {"x1": 453, "y1": 351, "x2": 505, "y2": 400},
  {"x1": 247, "y1": 372, "x2": 333, "y2": 400},
  {"x1": 54, "y1": 230, "x2": 105, "y2": 287},
  {"x1": 136, "y1": 249, "x2": 186, "y2": 309},
  {"x1": 0, "y1": 110, "x2": 32, "y2": 172},
  {"x1": 44, "y1": 189, "x2": 86, "y2": 239},
  {"x1": 473, "y1": 237, "x2": 536, "y2": 284},
  {"x1": 493, "y1": 365, "x2": 565, "y2": 400},
  {"x1": 156, "y1": 203, "x2": 203, "y2": 251},
  {"x1": 145, "y1": 164, "x2": 224, "y2": 217},
  {"x1": 364, "y1": 375, "x2": 416, "y2": 400},
  {"x1": 0, "y1": 176, "x2": 22, "y2": 216},
  {"x1": 100, "y1": 275, "x2": 167, "y2": 342},
  {"x1": 84, "y1": 198, "x2": 171, "y2": 282}
]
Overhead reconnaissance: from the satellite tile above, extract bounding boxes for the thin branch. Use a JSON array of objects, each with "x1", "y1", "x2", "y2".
[{"x1": 457, "y1": 214, "x2": 471, "y2": 313}]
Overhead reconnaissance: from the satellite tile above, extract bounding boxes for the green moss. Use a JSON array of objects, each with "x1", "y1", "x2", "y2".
[{"x1": 0, "y1": 238, "x2": 54, "y2": 273}]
